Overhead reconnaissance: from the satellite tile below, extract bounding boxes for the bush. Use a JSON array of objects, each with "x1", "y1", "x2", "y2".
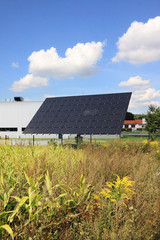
[
  {"x1": 136, "y1": 128, "x2": 143, "y2": 131},
  {"x1": 121, "y1": 128, "x2": 132, "y2": 132}
]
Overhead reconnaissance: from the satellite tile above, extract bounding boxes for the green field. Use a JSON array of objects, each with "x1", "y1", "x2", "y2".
[{"x1": 0, "y1": 141, "x2": 160, "y2": 239}]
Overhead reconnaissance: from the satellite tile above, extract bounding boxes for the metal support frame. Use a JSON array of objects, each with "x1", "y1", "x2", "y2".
[
  {"x1": 33, "y1": 135, "x2": 35, "y2": 146},
  {"x1": 58, "y1": 133, "x2": 63, "y2": 146},
  {"x1": 90, "y1": 134, "x2": 92, "y2": 143}
]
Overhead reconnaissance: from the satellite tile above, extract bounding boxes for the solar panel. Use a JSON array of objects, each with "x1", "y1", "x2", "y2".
[{"x1": 24, "y1": 92, "x2": 131, "y2": 135}]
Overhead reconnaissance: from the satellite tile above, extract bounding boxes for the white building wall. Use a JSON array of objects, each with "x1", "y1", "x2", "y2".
[{"x1": 0, "y1": 101, "x2": 43, "y2": 138}]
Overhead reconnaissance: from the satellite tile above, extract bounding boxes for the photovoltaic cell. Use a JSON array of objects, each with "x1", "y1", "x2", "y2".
[{"x1": 24, "y1": 92, "x2": 131, "y2": 135}]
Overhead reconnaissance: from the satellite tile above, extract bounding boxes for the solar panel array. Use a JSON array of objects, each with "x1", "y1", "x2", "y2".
[{"x1": 24, "y1": 92, "x2": 131, "y2": 135}]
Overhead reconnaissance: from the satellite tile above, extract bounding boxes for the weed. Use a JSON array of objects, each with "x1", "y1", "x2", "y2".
[{"x1": 0, "y1": 142, "x2": 159, "y2": 239}]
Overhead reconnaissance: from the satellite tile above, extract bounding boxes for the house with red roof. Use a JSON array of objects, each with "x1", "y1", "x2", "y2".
[{"x1": 123, "y1": 119, "x2": 146, "y2": 130}]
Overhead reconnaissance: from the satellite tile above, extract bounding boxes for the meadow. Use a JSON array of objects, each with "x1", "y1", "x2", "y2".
[{"x1": 0, "y1": 140, "x2": 159, "y2": 239}]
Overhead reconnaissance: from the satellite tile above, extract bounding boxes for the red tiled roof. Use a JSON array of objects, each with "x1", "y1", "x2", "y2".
[{"x1": 124, "y1": 119, "x2": 143, "y2": 125}]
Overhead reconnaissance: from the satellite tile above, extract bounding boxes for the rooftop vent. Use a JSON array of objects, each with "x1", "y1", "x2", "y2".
[{"x1": 14, "y1": 97, "x2": 24, "y2": 102}]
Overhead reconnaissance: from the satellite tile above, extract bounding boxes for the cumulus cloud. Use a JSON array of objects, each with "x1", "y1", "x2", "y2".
[
  {"x1": 11, "y1": 62, "x2": 19, "y2": 68},
  {"x1": 119, "y1": 76, "x2": 160, "y2": 112},
  {"x1": 112, "y1": 16, "x2": 160, "y2": 64},
  {"x1": 131, "y1": 88, "x2": 160, "y2": 103},
  {"x1": 10, "y1": 41, "x2": 104, "y2": 92},
  {"x1": 10, "y1": 74, "x2": 48, "y2": 92},
  {"x1": 119, "y1": 76, "x2": 150, "y2": 88},
  {"x1": 28, "y1": 41, "x2": 104, "y2": 78}
]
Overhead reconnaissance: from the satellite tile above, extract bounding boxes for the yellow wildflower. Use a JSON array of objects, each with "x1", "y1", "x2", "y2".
[
  {"x1": 94, "y1": 194, "x2": 100, "y2": 201},
  {"x1": 143, "y1": 140, "x2": 148, "y2": 145},
  {"x1": 99, "y1": 175, "x2": 135, "y2": 205},
  {"x1": 150, "y1": 141, "x2": 159, "y2": 149}
]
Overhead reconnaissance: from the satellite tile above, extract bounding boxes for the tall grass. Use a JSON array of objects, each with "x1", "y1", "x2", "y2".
[{"x1": 0, "y1": 140, "x2": 159, "y2": 239}]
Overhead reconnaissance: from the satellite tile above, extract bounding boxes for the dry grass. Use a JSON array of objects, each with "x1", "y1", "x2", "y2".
[{"x1": 0, "y1": 140, "x2": 159, "y2": 239}]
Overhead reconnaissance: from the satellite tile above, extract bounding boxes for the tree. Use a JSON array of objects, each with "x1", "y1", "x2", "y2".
[
  {"x1": 145, "y1": 105, "x2": 160, "y2": 138},
  {"x1": 134, "y1": 113, "x2": 146, "y2": 120},
  {"x1": 125, "y1": 112, "x2": 134, "y2": 120}
]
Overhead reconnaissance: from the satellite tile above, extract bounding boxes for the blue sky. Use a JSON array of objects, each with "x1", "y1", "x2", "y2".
[{"x1": 0, "y1": 0, "x2": 160, "y2": 113}]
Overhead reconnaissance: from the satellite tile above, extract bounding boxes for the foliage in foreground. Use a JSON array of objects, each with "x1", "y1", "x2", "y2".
[
  {"x1": 0, "y1": 141, "x2": 160, "y2": 239},
  {"x1": 145, "y1": 104, "x2": 160, "y2": 138}
]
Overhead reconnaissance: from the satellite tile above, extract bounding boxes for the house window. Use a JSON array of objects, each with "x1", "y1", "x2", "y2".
[
  {"x1": 0, "y1": 128, "x2": 18, "y2": 132},
  {"x1": 132, "y1": 124, "x2": 135, "y2": 128},
  {"x1": 22, "y1": 128, "x2": 26, "y2": 131}
]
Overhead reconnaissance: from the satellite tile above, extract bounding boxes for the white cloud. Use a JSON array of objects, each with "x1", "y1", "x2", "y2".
[
  {"x1": 112, "y1": 16, "x2": 160, "y2": 64},
  {"x1": 10, "y1": 74, "x2": 48, "y2": 92},
  {"x1": 119, "y1": 76, "x2": 150, "y2": 88},
  {"x1": 28, "y1": 41, "x2": 104, "y2": 79},
  {"x1": 10, "y1": 41, "x2": 104, "y2": 92},
  {"x1": 119, "y1": 76, "x2": 160, "y2": 112},
  {"x1": 11, "y1": 62, "x2": 19, "y2": 68},
  {"x1": 44, "y1": 94, "x2": 56, "y2": 98},
  {"x1": 131, "y1": 88, "x2": 160, "y2": 104},
  {"x1": 24, "y1": 98, "x2": 32, "y2": 101}
]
